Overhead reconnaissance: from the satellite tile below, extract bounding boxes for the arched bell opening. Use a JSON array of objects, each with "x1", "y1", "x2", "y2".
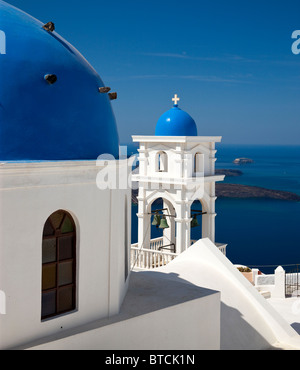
[
  {"x1": 190, "y1": 199, "x2": 207, "y2": 245},
  {"x1": 148, "y1": 197, "x2": 177, "y2": 253}
]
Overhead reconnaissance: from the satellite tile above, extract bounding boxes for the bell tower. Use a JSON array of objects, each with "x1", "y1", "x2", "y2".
[{"x1": 132, "y1": 95, "x2": 226, "y2": 256}]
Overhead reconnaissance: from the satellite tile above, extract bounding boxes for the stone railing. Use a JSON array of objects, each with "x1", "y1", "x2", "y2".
[
  {"x1": 215, "y1": 243, "x2": 227, "y2": 256},
  {"x1": 131, "y1": 246, "x2": 178, "y2": 270},
  {"x1": 131, "y1": 237, "x2": 176, "y2": 269},
  {"x1": 131, "y1": 237, "x2": 227, "y2": 270},
  {"x1": 148, "y1": 236, "x2": 164, "y2": 251}
]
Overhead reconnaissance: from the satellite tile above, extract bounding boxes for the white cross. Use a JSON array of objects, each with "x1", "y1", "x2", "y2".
[{"x1": 172, "y1": 94, "x2": 180, "y2": 106}]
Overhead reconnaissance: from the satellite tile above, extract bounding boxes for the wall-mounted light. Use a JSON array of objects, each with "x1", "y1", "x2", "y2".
[{"x1": 98, "y1": 87, "x2": 117, "y2": 100}]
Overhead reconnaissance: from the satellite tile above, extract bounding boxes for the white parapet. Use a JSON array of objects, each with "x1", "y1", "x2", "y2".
[{"x1": 156, "y1": 238, "x2": 300, "y2": 350}]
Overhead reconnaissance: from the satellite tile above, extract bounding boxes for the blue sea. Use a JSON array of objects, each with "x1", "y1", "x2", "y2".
[{"x1": 128, "y1": 144, "x2": 300, "y2": 274}]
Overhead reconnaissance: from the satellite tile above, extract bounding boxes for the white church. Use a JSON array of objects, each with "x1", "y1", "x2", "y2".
[{"x1": 0, "y1": 1, "x2": 300, "y2": 351}]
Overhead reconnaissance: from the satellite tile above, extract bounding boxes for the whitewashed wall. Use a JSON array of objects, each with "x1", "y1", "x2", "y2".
[
  {"x1": 158, "y1": 239, "x2": 300, "y2": 350},
  {"x1": 22, "y1": 271, "x2": 221, "y2": 350},
  {"x1": 0, "y1": 160, "x2": 131, "y2": 350}
]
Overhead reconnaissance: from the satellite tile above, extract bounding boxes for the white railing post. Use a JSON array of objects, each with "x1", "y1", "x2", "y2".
[{"x1": 272, "y1": 266, "x2": 286, "y2": 299}]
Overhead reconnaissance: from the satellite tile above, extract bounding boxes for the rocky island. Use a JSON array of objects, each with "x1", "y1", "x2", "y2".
[
  {"x1": 215, "y1": 169, "x2": 300, "y2": 200},
  {"x1": 215, "y1": 183, "x2": 300, "y2": 201},
  {"x1": 215, "y1": 169, "x2": 243, "y2": 177}
]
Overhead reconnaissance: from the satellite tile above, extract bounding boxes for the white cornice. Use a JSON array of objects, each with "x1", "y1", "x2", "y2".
[{"x1": 132, "y1": 135, "x2": 222, "y2": 143}]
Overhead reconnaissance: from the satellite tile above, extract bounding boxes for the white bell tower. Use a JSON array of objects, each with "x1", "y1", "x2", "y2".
[{"x1": 132, "y1": 95, "x2": 226, "y2": 256}]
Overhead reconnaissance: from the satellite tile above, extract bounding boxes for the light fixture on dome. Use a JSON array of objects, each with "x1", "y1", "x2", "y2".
[
  {"x1": 98, "y1": 87, "x2": 111, "y2": 93},
  {"x1": 44, "y1": 74, "x2": 57, "y2": 85},
  {"x1": 42, "y1": 22, "x2": 55, "y2": 32},
  {"x1": 108, "y1": 92, "x2": 117, "y2": 101}
]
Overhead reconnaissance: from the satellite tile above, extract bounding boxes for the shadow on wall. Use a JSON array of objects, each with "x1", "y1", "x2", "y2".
[
  {"x1": 127, "y1": 271, "x2": 279, "y2": 350},
  {"x1": 121, "y1": 271, "x2": 216, "y2": 317},
  {"x1": 220, "y1": 302, "x2": 278, "y2": 350},
  {"x1": 15, "y1": 270, "x2": 283, "y2": 350}
]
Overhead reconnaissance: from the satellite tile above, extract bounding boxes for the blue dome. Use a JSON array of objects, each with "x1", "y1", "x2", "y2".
[
  {"x1": 0, "y1": 1, "x2": 119, "y2": 161},
  {"x1": 155, "y1": 104, "x2": 198, "y2": 136}
]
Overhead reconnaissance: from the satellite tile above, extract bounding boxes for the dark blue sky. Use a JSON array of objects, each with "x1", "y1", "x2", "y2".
[{"x1": 5, "y1": 0, "x2": 300, "y2": 145}]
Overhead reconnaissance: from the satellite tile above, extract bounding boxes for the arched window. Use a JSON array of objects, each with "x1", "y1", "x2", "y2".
[
  {"x1": 156, "y1": 151, "x2": 168, "y2": 172},
  {"x1": 41, "y1": 210, "x2": 76, "y2": 320}
]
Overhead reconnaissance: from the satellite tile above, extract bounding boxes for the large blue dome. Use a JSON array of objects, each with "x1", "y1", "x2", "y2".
[
  {"x1": 0, "y1": 1, "x2": 119, "y2": 161},
  {"x1": 155, "y1": 101, "x2": 198, "y2": 136}
]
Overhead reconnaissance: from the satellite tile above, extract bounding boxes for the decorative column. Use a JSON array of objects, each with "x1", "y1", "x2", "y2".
[
  {"x1": 202, "y1": 212, "x2": 216, "y2": 243},
  {"x1": 136, "y1": 186, "x2": 151, "y2": 250},
  {"x1": 137, "y1": 142, "x2": 147, "y2": 176},
  {"x1": 201, "y1": 182, "x2": 217, "y2": 243},
  {"x1": 163, "y1": 199, "x2": 176, "y2": 251},
  {"x1": 175, "y1": 197, "x2": 191, "y2": 254}
]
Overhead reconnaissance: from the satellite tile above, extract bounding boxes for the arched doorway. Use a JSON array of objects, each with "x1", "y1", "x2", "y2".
[{"x1": 41, "y1": 210, "x2": 76, "y2": 320}]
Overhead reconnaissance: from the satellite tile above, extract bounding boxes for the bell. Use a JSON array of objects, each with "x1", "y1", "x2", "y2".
[
  {"x1": 191, "y1": 214, "x2": 200, "y2": 228},
  {"x1": 159, "y1": 216, "x2": 169, "y2": 229},
  {"x1": 152, "y1": 213, "x2": 161, "y2": 227}
]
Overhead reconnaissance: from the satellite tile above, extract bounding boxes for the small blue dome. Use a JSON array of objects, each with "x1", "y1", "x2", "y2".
[
  {"x1": 155, "y1": 100, "x2": 198, "y2": 136},
  {"x1": 0, "y1": 1, "x2": 119, "y2": 161}
]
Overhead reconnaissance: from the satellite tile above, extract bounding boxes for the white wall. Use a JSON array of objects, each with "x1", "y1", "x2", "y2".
[
  {"x1": 144, "y1": 140, "x2": 216, "y2": 179},
  {"x1": 0, "y1": 161, "x2": 131, "y2": 350},
  {"x1": 22, "y1": 270, "x2": 221, "y2": 350},
  {"x1": 157, "y1": 239, "x2": 300, "y2": 350}
]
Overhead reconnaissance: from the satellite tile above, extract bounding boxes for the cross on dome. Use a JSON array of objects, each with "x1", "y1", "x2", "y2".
[
  {"x1": 172, "y1": 94, "x2": 180, "y2": 106},
  {"x1": 155, "y1": 93, "x2": 198, "y2": 136}
]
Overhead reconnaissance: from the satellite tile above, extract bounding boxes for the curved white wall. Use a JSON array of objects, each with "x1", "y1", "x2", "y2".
[{"x1": 157, "y1": 239, "x2": 300, "y2": 350}]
